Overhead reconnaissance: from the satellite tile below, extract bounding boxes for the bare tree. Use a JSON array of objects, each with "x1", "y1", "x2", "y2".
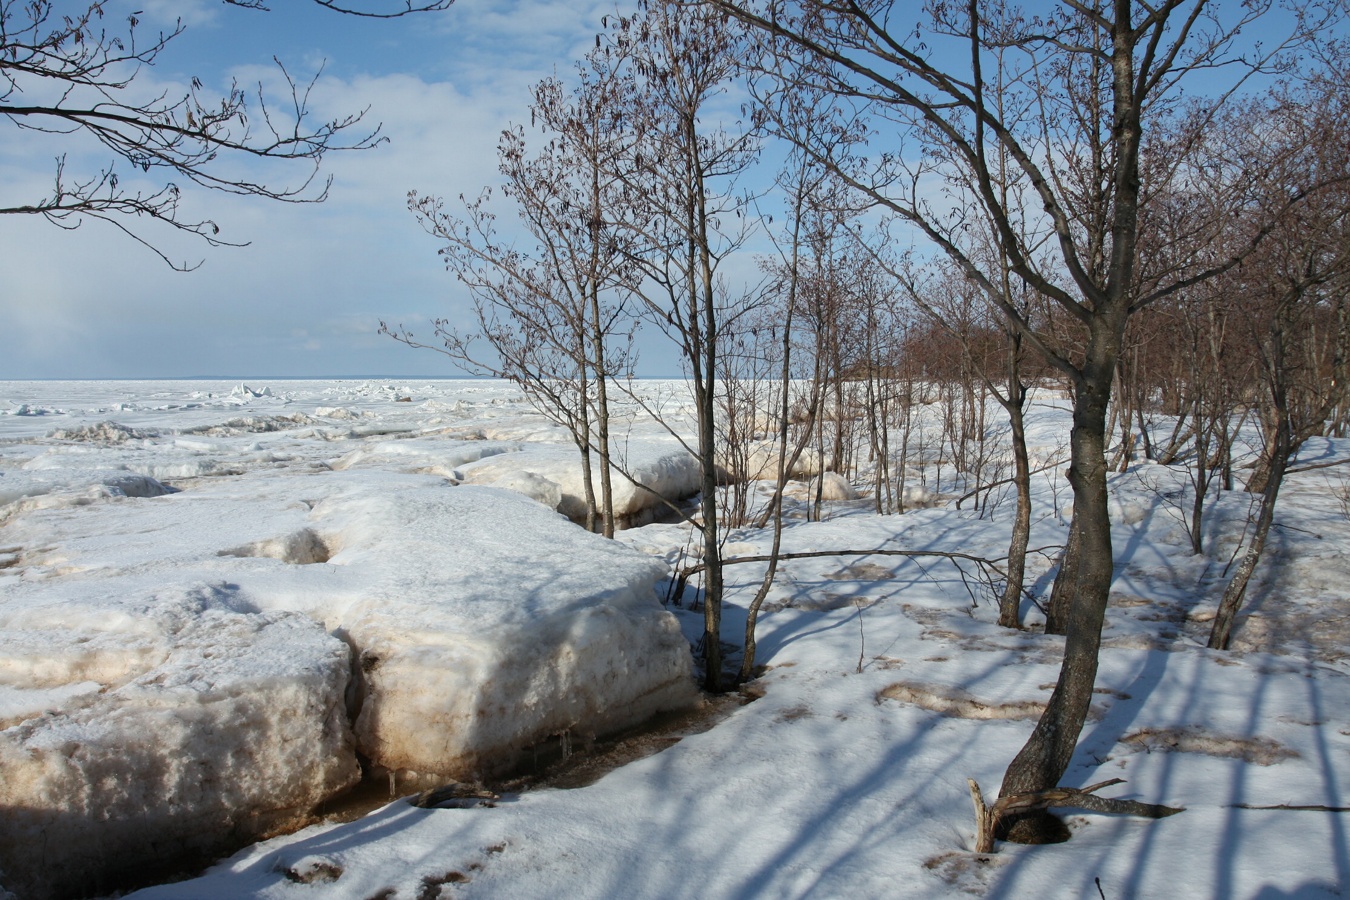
[
  {"x1": 1, "y1": 0, "x2": 450, "y2": 267},
  {"x1": 392, "y1": 47, "x2": 642, "y2": 535},
  {"x1": 1207, "y1": 83, "x2": 1350, "y2": 649},
  {"x1": 711, "y1": 0, "x2": 1335, "y2": 844},
  {"x1": 602, "y1": 0, "x2": 759, "y2": 692},
  {"x1": 898, "y1": 261, "x2": 1035, "y2": 628}
]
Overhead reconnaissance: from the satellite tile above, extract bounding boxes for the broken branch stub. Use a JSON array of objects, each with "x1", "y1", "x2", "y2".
[{"x1": 968, "y1": 778, "x2": 1183, "y2": 854}]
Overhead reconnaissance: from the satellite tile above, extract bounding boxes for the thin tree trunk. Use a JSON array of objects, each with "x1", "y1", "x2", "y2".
[
  {"x1": 1209, "y1": 412, "x2": 1289, "y2": 648},
  {"x1": 999, "y1": 384, "x2": 1031, "y2": 628},
  {"x1": 577, "y1": 369, "x2": 600, "y2": 534},
  {"x1": 588, "y1": 161, "x2": 617, "y2": 539}
]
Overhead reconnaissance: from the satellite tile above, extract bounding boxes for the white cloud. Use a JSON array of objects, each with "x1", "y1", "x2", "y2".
[
  {"x1": 131, "y1": 0, "x2": 220, "y2": 29},
  {"x1": 0, "y1": 0, "x2": 695, "y2": 379}
]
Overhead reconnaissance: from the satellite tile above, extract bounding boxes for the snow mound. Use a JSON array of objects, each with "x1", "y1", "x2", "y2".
[
  {"x1": 0, "y1": 586, "x2": 358, "y2": 900},
  {"x1": 721, "y1": 440, "x2": 824, "y2": 481},
  {"x1": 47, "y1": 420, "x2": 158, "y2": 443},
  {"x1": 458, "y1": 444, "x2": 701, "y2": 528},
  {"x1": 6, "y1": 403, "x2": 63, "y2": 417},
  {"x1": 330, "y1": 438, "x2": 521, "y2": 478},
  {"x1": 314, "y1": 406, "x2": 368, "y2": 419},
  {"x1": 0, "y1": 468, "x2": 172, "y2": 521},
  {"x1": 810, "y1": 472, "x2": 862, "y2": 501}
]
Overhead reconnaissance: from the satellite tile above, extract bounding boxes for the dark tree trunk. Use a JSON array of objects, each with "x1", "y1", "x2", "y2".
[
  {"x1": 998, "y1": 329, "x2": 1121, "y2": 840},
  {"x1": 999, "y1": 388, "x2": 1032, "y2": 629}
]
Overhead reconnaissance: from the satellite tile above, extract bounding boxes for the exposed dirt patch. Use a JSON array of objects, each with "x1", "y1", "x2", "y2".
[
  {"x1": 282, "y1": 855, "x2": 343, "y2": 884},
  {"x1": 827, "y1": 562, "x2": 895, "y2": 581},
  {"x1": 418, "y1": 870, "x2": 471, "y2": 899},
  {"x1": 923, "y1": 851, "x2": 1008, "y2": 895},
  {"x1": 878, "y1": 681, "x2": 1046, "y2": 720},
  {"x1": 774, "y1": 704, "x2": 813, "y2": 723},
  {"x1": 1120, "y1": 727, "x2": 1298, "y2": 765}
]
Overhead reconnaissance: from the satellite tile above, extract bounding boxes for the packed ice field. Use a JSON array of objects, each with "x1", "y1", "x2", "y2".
[{"x1": 0, "y1": 378, "x2": 1346, "y2": 899}]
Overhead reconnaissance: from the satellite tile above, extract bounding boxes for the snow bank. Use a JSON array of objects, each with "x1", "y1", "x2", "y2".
[
  {"x1": 329, "y1": 437, "x2": 521, "y2": 479},
  {"x1": 457, "y1": 444, "x2": 702, "y2": 527},
  {"x1": 0, "y1": 585, "x2": 358, "y2": 900},
  {"x1": 309, "y1": 481, "x2": 698, "y2": 781},
  {"x1": 0, "y1": 459, "x2": 697, "y2": 896}
]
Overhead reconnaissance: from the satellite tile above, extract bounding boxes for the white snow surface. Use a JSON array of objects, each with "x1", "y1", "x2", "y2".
[
  {"x1": 1, "y1": 379, "x2": 1347, "y2": 899},
  {"x1": 0, "y1": 380, "x2": 698, "y2": 899}
]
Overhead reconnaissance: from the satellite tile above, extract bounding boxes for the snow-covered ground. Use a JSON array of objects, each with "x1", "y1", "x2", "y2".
[{"x1": 2, "y1": 379, "x2": 1347, "y2": 899}]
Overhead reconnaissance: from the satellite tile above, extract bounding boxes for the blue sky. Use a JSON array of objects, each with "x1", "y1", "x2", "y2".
[
  {"x1": 3, "y1": 1, "x2": 1321, "y2": 380},
  {"x1": 0, "y1": 0, "x2": 648, "y2": 379}
]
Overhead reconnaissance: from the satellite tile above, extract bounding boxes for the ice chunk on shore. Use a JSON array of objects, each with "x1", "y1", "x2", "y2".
[
  {"x1": 491, "y1": 469, "x2": 564, "y2": 510},
  {"x1": 0, "y1": 467, "x2": 172, "y2": 520},
  {"x1": 312, "y1": 480, "x2": 698, "y2": 780},
  {"x1": 0, "y1": 586, "x2": 357, "y2": 900},
  {"x1": 0, "y1": 467, "x2": 697, "y2": 892},
  {"x1": 458, "y1": 443, "x2": 701, "y2": 527}
]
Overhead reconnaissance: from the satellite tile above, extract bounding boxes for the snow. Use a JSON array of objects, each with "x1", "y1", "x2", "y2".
[
  {"x1": 0, "y1": 380, "x2": 698, "y2": 899},
  {"x1": 0, "y1": 378, "x2": 1347, "y2": 899},
  {"x1": 456, "y1": 442, "x2": 702, "y2": 526},
  {"x1": 0, "y1": 587, "x2": 358, "y2": 900}
]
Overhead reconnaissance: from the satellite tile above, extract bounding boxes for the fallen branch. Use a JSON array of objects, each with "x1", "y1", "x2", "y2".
[
  {"x1": 670, "y1": 548, "x2": 1007, "y2": 605},
  {"x1": 968, "y1": 778, "x2": 1183, "y2": 853},
  {"x1": 1230, "y1": 803, "x2": 1350, "y2": 812}
]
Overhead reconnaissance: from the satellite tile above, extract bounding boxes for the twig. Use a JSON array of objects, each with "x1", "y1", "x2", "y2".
[
  {"x1": 1286, "y1": 456, "x2": 1350, "y2": 475},
  {"x1": 955, "y1": 458, "x2": 1067, "y2": 509},
  {"x1": 671, "y1": 548, "x2": 1007, "y2": 604},
  {"x1": 855, "y1": 598, "x2": 866, "y2": 673},
  {"x1": 1229, "y1": 803, "x2": 1350, "y2": 812}
]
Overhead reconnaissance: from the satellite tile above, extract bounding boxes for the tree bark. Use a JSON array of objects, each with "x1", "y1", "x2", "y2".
[
  {"x1": 998, "y1": 308, "x2": 1127, "y2": 842},
  {"x1": 999, "y1": 389, "x2": 1032, "y2": 629}
]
